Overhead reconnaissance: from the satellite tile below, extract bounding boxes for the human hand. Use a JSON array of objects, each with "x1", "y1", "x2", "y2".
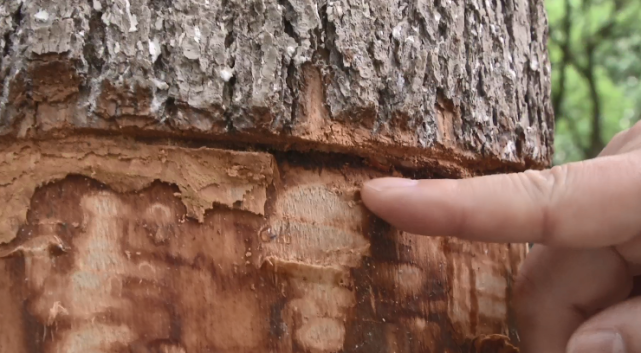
[{"x1": 361, "y1": 121, "x2": 641, "y2": 353}]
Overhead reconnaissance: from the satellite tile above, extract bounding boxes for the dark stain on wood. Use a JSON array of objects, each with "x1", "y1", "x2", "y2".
[{"x1": 0, "y1": 156, "x2": 523, "y2": 353}]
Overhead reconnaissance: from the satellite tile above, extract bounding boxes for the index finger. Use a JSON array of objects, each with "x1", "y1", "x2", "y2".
[{"x1": 361, "y1": 151, "x2": 641, "y2": 247}]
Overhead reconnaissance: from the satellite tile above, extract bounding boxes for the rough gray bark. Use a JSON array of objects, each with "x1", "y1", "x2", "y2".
[{"x1": 0, "y1": 0, "x2": 552, "y2": 172}]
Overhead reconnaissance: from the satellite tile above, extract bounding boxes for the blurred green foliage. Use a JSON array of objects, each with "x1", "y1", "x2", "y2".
[{"x1": 546, "y1": 0, "x2": 641, "y2": 164}]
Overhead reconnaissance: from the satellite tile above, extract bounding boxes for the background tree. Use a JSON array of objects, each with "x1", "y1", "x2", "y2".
[{"x1": 547, "y1": 0, "x2": 641, "y2": 163}]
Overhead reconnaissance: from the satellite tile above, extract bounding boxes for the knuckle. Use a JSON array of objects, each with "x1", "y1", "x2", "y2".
[
  {"x1": 623, "y1": 121, "x2": 641, "y2": 145},
  {"x1": 513, "y1": 260, "x2": 540, "y2": 323},
  {"x1": 606, "y1": 123, "x2": 641, "y2": 155},
  {"x1": 512, "y1": 247, "x2": 553, "y2": 327},
  {"x1": 612, "y1": 129, "x2": 628, "y2": 143},
  {"x1": 600, "y1": 130, "x2": 628, "y2": 156},
  {"x1": 630, "y1": 119, "x2": 641, "y2": 135},
  {"x1": 514, "y1": 270, "x2": 536, "y2": 303},
  {"x1": 522, "y1": 165, "x2": 569, "y2": 244}
]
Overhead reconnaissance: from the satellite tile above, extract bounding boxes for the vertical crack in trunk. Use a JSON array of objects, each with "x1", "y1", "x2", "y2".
[{"x1": 0, "y1": 2, "x2": 24, "y2": 129}]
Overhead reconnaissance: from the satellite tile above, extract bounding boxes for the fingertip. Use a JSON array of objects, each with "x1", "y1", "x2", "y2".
[
  {"x1": 362, "y1": 177, "x2": 419, "y2": 192},
  {"x1": 360, "y1": 177, "x2": 424, "y2": 229},
  {"x1": 361, "y1": 177, "x2": 418, "y2": 211},
  {"x1": 564, "y1": 297, "x2": 641, "y2": 353},
  {"x1": 567, "y1": 330, "x2": 626, "y2": 353}
]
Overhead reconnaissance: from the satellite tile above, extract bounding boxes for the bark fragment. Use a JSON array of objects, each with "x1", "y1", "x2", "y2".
[{"x1": 0, "y1": 136, "x2": 275, "y2": 243}]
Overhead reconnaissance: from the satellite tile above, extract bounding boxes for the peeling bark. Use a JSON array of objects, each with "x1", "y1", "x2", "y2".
[
  {"x1": 0, "y1": 137, "x2": 525, "y2": 353},
  {"x1": 0, "y1": 0, "x2": 551, "y2": 352}
]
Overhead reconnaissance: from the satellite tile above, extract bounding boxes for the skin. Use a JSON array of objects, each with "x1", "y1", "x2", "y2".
[{"x1": 361, "y1": 120, "x2": 641, "y2": 353}]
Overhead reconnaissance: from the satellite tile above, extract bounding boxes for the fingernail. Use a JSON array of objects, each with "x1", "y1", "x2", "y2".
[
  {"x1": 364, "y1": 178, "x2": 418, "y2": 191},
  {"x1": 568, "y1": 330, "x2": 626, "y2": 353}
]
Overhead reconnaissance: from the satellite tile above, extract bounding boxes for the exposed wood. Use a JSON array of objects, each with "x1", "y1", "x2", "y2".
[
  {"x1": 0, "y1": 137, "x2": 525, "y2": 352},
  {"x1": 0, "y1": 0, "x2": 552, "y2": 351}
]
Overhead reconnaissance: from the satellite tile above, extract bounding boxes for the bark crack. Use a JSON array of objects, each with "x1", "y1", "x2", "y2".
[
  {"x1": 222, "y1": 2, "x2": 237, "y2": 132},
  {"x1": 0, "y1": 2, "x2": 24, "y2": 128}
]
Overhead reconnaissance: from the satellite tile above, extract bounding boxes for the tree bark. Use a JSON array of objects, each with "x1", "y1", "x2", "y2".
[{"x1": 0, "y1": 0, "x2": 552, "y2": 352}]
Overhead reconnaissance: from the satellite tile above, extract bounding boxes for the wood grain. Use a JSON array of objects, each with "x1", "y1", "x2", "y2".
[{"x1": 0, "y1": 138, "x2": 526, "y2": 352}]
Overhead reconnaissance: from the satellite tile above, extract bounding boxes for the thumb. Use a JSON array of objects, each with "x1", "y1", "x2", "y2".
[{"x1": 566, "y1": 296, "x2": 641, "y2": 353}]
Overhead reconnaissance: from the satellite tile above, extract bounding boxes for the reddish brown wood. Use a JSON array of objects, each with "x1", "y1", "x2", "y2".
[{"x1": 0, "y1": 137, "x2": 526, "y2": 353}]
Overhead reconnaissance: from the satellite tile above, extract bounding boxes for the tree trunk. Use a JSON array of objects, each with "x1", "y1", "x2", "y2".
[{"x1": 0, "y1": 0, "x2": 552, "y2": 352}]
